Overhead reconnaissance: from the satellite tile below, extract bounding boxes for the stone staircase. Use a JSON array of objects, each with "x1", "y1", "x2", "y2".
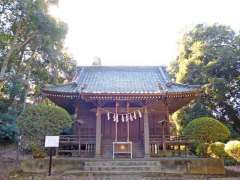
[
  {"x1": 63, "y1": 159, "x2": 180, "y2": 175},
  {"x1": 61, "y1": 158, "x2": 225, "y2": 176},
  {"x1": 21, "y1": 158, "x2": 225, "y2": 176},
  {"x1": 83, "y1": 160, "x2": 162, "y2": 173}
]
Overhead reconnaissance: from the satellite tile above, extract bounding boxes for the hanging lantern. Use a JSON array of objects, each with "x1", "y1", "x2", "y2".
[
  {"x1": 130, "y1": 113, "x2": 133, "y2": 121},
  {"x1": 138, "y1": 110, "x2": 142, "y2": 118},
  {"x1": 107, "y1": 112, "x2": 110, "y2": 120},
  {"x1": 121, "y1": 114, "x2": 125, "y2": 122},
  {"x1": 116, "y1": 114, "x2": 119, "y2": 123},
  {"x1": 133, "y1": 111, "x2": 137, "y2": 119}
]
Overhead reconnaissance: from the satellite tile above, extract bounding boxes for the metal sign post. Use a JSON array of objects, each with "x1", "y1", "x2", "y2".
[
  {"x1": 48, "y1": 147, "x2": 53, "y2": 176},
  {"x1": 45, "y1": 136, "x2": 59, "y2": 176}
]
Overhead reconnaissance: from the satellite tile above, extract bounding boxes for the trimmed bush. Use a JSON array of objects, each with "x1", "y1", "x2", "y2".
[
  {"x1": 31, "y1": 144, "x2": 46, "y2": 159},
  {"x1": 196, "y1": 143, "x2": 209, "y2": 157},
  {"x1": 183, "y1": 117, "x2": 230, "y2": 143},
  {"x1": 17, "y1": 104, "x2": 72, "y2": 149},
  {"x1": 225, "y1": 140, "x2": 240, "y2": 161},
  {"x1": 208, "y1": 142, "x2": 226, "y2": 158}
]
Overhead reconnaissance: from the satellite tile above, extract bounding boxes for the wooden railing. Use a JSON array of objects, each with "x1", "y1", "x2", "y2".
[
  {"x1": 149, "y1": 135, "x2": 191, "y2": 157},
  {"x1": 58, "y1": 135, "x2": 191, "y2": 157},
  {"x1": 58, "y1": 135, "x2": 96, "y2": 157},
  {"x1": 59, "y1": 135, "x2": 78, "y2": 144},
  {"x1": 150, "y1": 135, "x2": 189, "y2": 143}
]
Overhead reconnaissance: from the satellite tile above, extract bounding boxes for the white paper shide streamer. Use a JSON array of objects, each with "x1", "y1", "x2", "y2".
[
  {"x1": 138, "y1": 110, "x2": 142, "y2": 118},
  {"x1": 121, "y1": 114, "x2": 124, "y2": 122},
  {"x1": 106, "y1": 109, "x2": 142, "y2": 123}
]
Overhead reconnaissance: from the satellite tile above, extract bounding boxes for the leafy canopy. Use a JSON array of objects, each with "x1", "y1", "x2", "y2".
[
  {"x1": 0, "y1": 0, "x2": 76, "y2": 97},
  {"x1": 0, "y1": 0, "x2": 75, "y2": 80},
  {"x1": 17, "y1": 104, "x2": 72, "y2": 148},
  {"x1": 0, "y1": 0, "x2": 76, "y2": 143},
  {"x1": 183, "y1": 117, "x2": 230, "y2": 143},
  {"x1": 169, "y1": 24, "x2": 240, "y2": 134}
]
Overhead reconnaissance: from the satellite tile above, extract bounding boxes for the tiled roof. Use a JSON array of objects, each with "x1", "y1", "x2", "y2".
[{"x1": 43, "y1": 66, "x2": 200, "y2": 94}]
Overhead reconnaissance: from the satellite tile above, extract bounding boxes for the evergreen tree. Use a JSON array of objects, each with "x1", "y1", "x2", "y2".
[{"x1": 169, "y1": 24, "x2": 240, "y2": 134}]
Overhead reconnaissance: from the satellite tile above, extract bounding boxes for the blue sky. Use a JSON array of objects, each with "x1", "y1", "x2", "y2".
[{"x1": 49, "y1": 0, "x2": 240, "y2": 66}]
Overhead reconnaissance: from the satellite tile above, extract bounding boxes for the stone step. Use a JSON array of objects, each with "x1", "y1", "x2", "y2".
[
  {"x1": 63, "y1": 170, "x2": 183, "y2": 176},
  {"x1": 84, "y1": 166, "x2": 158, "y2": 172},
  {"x1": 85, "y1": 161, "x2": 160, "y2": 167}
]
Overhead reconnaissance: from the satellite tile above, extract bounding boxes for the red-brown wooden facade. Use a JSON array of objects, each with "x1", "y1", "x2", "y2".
[{"x1": 42, "y1": 66, "x2": 200, "y2": 158}]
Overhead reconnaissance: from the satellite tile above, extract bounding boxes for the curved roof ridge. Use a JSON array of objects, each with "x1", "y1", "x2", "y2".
[
  {"x1": 72, "y1": 67, "x2": 84, "y2": 82},
  {"x1": 172, "y1": 82, "x2": 201, "y2": 88},
  {"x1": 45, "y1": 82, "x2": 75, "y2": 87},
  {"x1": 158, "y1": 66, "x2": 170, "y2": 83},
  {"x1": 75, "y1": 65, "x2": 166, "y2": 69}
]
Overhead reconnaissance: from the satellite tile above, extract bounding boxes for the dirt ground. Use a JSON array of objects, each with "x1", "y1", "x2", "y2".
[
  {"x1": 5, "y1": 172, "x2": 240, "y2": 180},
  {"x1": 0, "y1": 144, "x2": 18, "y2": 180}
]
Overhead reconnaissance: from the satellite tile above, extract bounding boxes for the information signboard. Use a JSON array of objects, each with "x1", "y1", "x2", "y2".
[{"x1": 45, "y1": 136, "x2": 59, "y2": 148}]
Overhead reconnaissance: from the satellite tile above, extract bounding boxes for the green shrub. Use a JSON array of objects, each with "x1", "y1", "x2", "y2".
[
  {"x1": 183, "y1": 117, "x2": 230, "y2": 144},
  {"x1": 207, "y1": 142, "x2": 227, "y2": 158},
  {"x1": 225, "y1": 140, "x2": 240, "y2": 161},
  {"x1": 31, "y1": 144, "x2": 46, "y2": 159},
  {"x1": 196, "y1": 143, "x2": 209, "y2": 157},
  {"x1": 0, "y1": 113, "x2": 17, "y2": 142},
  {"x1": 0, "y1": 98, "x2": 20, "y2": 143},
  {"x1": 17, "y1": 104, "x2": 72, "y2": 149}
]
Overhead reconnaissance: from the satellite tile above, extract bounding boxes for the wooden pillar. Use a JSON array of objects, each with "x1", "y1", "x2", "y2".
[
  {"x1": 115, "y1": 101, "x2": 119, "y2": 142},
  {"x1": 95, "y1": 107, "x2": 101, "y2": 157},
  {"x1": 74, "y1": 103, "x2": 80, "y2": 134},
  {"x1": 162, "y1": 107, "x2": 169, "y2": 151},
  {"x1": 143, "y1": 107, "x2": 150, "y2": 158},
  {"x1": 162, "y1": 121, "x2": 166, "y2": 151},
  {"x1": 178, "y1": 144, "x2": 181, "y2": 156},
  {"x1": 74, "y1": 103, "x2": 81, "y2": 155},
  {"x1": 127, "y1": 102, "x2": 130, "y2": 142}
]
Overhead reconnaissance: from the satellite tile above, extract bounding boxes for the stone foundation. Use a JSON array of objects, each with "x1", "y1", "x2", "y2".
[{"x1": 20, "y1": 158, "x2": 225, "y2": 176}]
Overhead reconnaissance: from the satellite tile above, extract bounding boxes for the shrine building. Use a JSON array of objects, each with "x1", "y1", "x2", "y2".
[{"x1": 42, "y1": 66, "x2": 200, "y2": 158}]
